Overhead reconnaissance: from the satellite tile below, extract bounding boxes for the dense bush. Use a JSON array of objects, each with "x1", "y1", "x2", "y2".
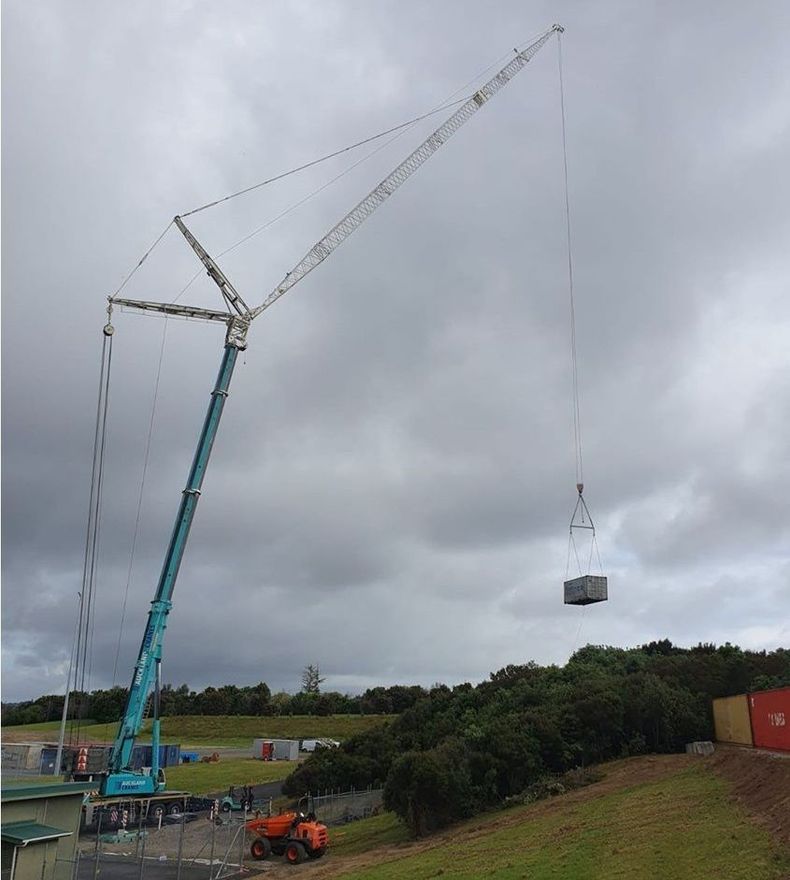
[{"x1": 281, "y1": 642, "x2": 789, "y2": 835}]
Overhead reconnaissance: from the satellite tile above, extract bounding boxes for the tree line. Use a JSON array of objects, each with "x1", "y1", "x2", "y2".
[
  {"x1": 280, "y1": 641, "x2": 789, "y2": 836},
  {"x1": 1, "y1": 680, "x2": 427, "y2": 726}
]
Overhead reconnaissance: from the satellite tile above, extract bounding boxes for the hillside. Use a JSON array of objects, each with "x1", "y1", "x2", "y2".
[
  {"x1": 300, "y1": 750, "x2": 790, "y2": 880},
  {"x1": 0, "y1": 714, "x2": 395, "y2": 747}
]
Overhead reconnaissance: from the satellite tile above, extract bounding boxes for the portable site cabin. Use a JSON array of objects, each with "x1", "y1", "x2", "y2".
[
  {"x1": 251, "y1": 739, "x2": 299, "y2": 761},
  {"x1": 1, "y1": 782, "x2": 92, "y2": 880}
]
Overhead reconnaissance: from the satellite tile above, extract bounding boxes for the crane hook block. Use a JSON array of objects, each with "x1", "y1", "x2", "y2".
[
  {"x1": 103, "y1": 323, "x2": 115, "y2": 337},
  {"x1": 576, "y1": 482, "x2": 584, "y2": 495}
]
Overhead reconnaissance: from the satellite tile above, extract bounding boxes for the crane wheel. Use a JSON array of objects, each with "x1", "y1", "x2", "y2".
[
  {"x1": 285, "y1": 841, "x2": 306, "y2": 864},
  {"x1": 250, "y1": 837, "x2": 272, "y2": 861}
]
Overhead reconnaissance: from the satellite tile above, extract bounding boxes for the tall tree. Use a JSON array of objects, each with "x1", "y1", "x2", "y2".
[{"x1": 301, "y1": 664, "x2": 326, "y2": 694}]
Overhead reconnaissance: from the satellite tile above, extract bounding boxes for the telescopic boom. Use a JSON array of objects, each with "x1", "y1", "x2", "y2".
[{"x1": 100, "y1": 23, "x2": 562, "y2": 796}]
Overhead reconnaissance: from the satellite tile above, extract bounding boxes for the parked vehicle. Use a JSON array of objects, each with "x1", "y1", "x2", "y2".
[
  {"x1": 246, "y1": 808, "x2": 329, "y2": 865},
  {"x1": 300, "y1": 738, "x2": 340, "y2": 753},
  {"x1": 220, "y1": 785, "x2": 254, "y2": 813}
]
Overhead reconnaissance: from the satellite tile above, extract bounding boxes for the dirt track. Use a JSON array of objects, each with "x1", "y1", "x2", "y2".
[{"x1": 710, "y1": 745, "x2": 790, "y2": 847}]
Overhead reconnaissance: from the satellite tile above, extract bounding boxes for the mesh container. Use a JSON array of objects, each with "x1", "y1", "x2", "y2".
[{"x1": 564, "y1": 575, "x2": 607, "y2": 606}]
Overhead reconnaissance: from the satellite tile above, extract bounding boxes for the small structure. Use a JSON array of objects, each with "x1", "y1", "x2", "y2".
[
  {"x1": 252, "y1": 739, "x2": 299, "y2": 761},
  {"x1": 1, "y1": 782, "x2": 92, "y2": 880},
  {"x1": 564, "y1": 574, "x2": 608, "y2": 606}
]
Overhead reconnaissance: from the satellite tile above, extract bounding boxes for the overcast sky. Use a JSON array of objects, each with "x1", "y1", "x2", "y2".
[{"x1": 2, "y1": 1, "x2": 789, "y2": 704}]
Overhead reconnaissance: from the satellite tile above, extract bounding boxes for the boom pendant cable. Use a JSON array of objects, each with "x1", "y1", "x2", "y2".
[
  {"x1": 113, "y1": 34, "x2": 554, "y2": 304},
  {"x1": 179, "y1": 99, "x2": 467, "y2": 218},
  {"x1": 112, "y1": 318, "x2": 170, "y2": 686}
]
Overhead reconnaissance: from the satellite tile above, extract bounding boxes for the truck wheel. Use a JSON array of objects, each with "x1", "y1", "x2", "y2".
[
  {"x1": 307, "y1": 846, "x2": 327, "y2": 859},
  {"x1": 167, "y1": 802, "x2": 181, "y2": 816},
  {"x1": 221, "y1": 802, "x2": 231, "y2": 812},
  {"x1": 285, "y1": 841, "x2": 306, "y2": 865},
  {"x1": 250, "y1": 837, "x2": 272, "y2": 860}
]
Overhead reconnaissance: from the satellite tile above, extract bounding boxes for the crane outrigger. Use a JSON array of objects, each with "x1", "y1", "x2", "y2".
[{"x1": 99, "y1": 24, "x2": 563, "y2": 798}]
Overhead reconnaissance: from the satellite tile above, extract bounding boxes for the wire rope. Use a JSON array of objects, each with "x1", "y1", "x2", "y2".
[
  {"x1": 111, "y1": 221, "x2": 174, "y2": 300},
  {"x1": 70, "y1": 328, "x2": 113, "y2": 744},
  {"x1": 111, "y1": 319, "x2": 170, "y2": 686},
  {"x1": 557, "y1": 33, "x2": 584, "y2": 488},
  {"x1": 179, "y1": 100, "x2": 466, "y2": 218},
  {"x1": 82, "y1": 329, "x2": 112, "y2": 706},
  {"x1": 116, "y1": 37, "x2": 551, "y2": 305}
]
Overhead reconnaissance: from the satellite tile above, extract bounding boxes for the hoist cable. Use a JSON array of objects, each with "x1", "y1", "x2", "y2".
[
  {"x1": 71, "y1": 328, "x2": 113, "y2": 744},
  {"x1": 558, "y1": 34, "x2": 584, "y2": 487},
  {"x1": 83, "y1": 330, "x2": 112, "y2": 708},
  {"x1": 112, "y1": 319, "x2": 169, "y2": 685},
  {"x1": 71, "y1": 333, "x2": 107, "y2": 744}
]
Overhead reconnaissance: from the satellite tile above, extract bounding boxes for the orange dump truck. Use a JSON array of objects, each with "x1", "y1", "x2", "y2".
[{"x1": 246, "y1": 810, "x2": 329, "y2": 865}]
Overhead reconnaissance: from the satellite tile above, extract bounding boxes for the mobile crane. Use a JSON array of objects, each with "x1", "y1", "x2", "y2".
[{"x1": 98, "y1": 25, "x2": 563, "y2": 800}]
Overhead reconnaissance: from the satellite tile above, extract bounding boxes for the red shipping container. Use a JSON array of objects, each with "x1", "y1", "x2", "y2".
[{"x1": 748, "y1": 687, "x2": 790, "y2": 752}]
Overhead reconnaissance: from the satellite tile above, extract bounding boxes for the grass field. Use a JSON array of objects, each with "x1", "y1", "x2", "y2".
[
  {"x1": 329, "y1": 813, "x2": 410, "y2": 857},
  {"x1": 163, "y1": 757, "x2": 295, "y2": 794},
  {"x1": 1, "y1": 714, "x2": 395, "y2": 747},
  {"x1": 311, "y1": 757, "x2": 790, "y2": 880}
]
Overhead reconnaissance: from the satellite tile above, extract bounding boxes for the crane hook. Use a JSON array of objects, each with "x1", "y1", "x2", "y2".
[{"x1": 104, "y1": 298, "x2": 115, "y2": 336}]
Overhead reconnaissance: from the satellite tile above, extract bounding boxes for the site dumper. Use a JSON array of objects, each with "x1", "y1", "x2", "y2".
[{"x1": 247, "y1": 811, "x2": 329, "y2": 865}]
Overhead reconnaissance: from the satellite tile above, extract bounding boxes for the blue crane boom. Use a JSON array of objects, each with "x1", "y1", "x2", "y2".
[
  {"x1": 101, "y1": 339, "x2": 241, "y2": 796},
  {"x1": 99, "y1": 25, "x2": 561, "y2": 798}
]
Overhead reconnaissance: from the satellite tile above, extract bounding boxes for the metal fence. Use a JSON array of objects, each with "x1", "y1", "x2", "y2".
[
  {"x1": 68, "y1": 807, "x2": 250, "y2": 880},
  {"x1": 306, "y1": 786, "x2": 384, "y2": 825}
]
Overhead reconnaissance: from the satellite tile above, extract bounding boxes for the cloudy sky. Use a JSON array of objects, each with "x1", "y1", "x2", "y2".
[{"x1": 2, "y1": 1, "x2": 789, "y2": 703}]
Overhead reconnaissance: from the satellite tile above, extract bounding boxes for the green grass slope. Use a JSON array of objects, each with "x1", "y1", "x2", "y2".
[
  {"x1": 164, "y1": 757, "x2": 295, "y2": 794},
  {"x1": 2, "y1": 714, "x2": 394, "y2": 746},
  {"x1": 320, "y1": 761, "x2": 789, "y2": 880}
]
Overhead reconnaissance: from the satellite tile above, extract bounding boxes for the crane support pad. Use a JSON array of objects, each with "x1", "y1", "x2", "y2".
[{"x1": 564, "y1": 575, "x2": 608, "y2": 606}]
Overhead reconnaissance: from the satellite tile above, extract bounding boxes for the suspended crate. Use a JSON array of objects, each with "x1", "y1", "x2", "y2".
[
  {"x1": 564, "y1": 483, "x2": 608, "y2": 606},
  {"x1": 564, "y1": 574, "x2": 607, "y2": 606}
]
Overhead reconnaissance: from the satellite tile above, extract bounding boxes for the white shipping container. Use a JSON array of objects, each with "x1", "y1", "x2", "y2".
[{"x1": 251, "y1": 738, "x2": 299, "y2": 761}]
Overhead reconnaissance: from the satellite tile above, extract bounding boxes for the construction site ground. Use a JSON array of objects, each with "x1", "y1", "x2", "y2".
[{"x1": 75, "y1": 746, "x2": 789, "y2": 879}]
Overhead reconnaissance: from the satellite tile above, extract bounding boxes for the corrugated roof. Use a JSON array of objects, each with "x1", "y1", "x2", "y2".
[
  {"x1": 1, "y1": 782, "x2": 93, "y2": 801},
  {"x1": 1, "y1": 821, "x2": 72, "y2": 846}
]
